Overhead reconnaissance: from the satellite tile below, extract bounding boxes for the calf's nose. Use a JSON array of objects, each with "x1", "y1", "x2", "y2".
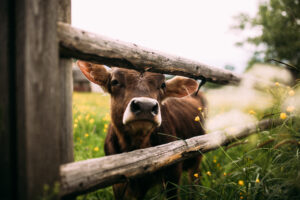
[
  {"x1": 130, "y1": 98, "x2": 159, "y2": 116},
  {"x1": 122, "y1": 97, "x2": 161, "y2": 126}
]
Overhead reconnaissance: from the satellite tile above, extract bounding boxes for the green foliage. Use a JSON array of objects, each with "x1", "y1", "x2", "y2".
[
  {"x1": 234, "y1": 0, "x2": 300, "y2": 73},
  {"x1": 39, "y1": 182, "x2": 60, "y2": 200},
  {"x1": 186, "y1": 120, "x2": 300, "y2": 200},
  {"x1": 144, "y1": 118, "x2": 300, "y2": 200},
  {"x1": 73, "y1": 93, "x2": 114, "y2": 199},
  {"x1": 203, "y1": 82, "x2": 223, "y2": 89},
  {"x1": 73, "y1": 93, "x2": 110, "y2": 161}
]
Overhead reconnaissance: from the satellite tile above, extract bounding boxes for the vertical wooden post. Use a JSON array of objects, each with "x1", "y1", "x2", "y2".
[
  {"x1": 0, "y1": 1, "x2": 14, "y2": 199},
  {"x1": 58, "y1": 0, "x2": 74, "y2": 165},
  {"x1": 58, "y1": 1, "x2": 74, "y2": 199},
  {"x1": 0, "y1": 0, "x2": 62, "y2": 199}
]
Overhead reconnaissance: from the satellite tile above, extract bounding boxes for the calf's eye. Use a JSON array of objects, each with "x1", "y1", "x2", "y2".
[
  {"x1": 161, "y1": 82, "x2": 166, "y2": 89},
  {"x1": 111, "y1": 79, "x2": 119, "y2": 86}
]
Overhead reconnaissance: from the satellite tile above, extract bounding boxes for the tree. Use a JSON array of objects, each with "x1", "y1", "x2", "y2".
[{"x1": 234, "y1": 0, "x2": 300, "y2": 77}]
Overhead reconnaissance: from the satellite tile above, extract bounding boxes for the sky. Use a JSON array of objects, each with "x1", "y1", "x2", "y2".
[{"x1": 72, "y1": 0, "x2": 260, "y2": 73}]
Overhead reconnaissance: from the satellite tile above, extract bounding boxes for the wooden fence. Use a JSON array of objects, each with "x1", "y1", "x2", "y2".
[
  {"x1": 60, "y1": 118, "x2": 285, "y2": 197},
  {"x1": 57, "y1": 22, "x2": 241, "y2": 85},
  {"x1": 0, "y1": 1, "x2": 289, "y2": 199}
]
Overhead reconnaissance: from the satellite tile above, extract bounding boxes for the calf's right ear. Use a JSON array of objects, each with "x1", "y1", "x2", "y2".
[
  {"x1": 76, "y1": 60, "x2": 111, "y2": 92},
  {"x1": 164, "y1": 76, "x2": 198, "y2": 99}
]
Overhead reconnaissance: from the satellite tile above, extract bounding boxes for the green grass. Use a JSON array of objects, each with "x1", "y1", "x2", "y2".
[
  {"x1": 188, "y1": 123, "x2": 300, "y2": 200},
  {"x1": 73, "y1": 92, "x2": 110, "y2": 161},
  {"x1": 73, "y1": 87, "x2": 300, "y2": 200}
]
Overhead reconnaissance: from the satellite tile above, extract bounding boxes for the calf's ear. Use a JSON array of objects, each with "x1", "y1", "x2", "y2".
[
  {"x1": 164, "y1": 76, "x2": 198, "y2": 98},
  {"x1": 76, "y1": 60, "x2": 111, "y2": 92}
]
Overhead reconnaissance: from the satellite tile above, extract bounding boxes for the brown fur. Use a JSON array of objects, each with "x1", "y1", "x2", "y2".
[{"x1": 77, "y1": 61, "x2": 206, "y2": 200}]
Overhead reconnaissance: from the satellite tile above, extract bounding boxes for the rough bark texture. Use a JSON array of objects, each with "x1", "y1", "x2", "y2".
[
  {"x1": 0, "y1": 1, "x2": 13, "y2": 199},
  {"x1": 58, "y1": 0, "x2": 74, "y2": 165},
  {"x1": 16, "y1": 1, "x2": 61, "y2": 199},
  {"x1": 60, "y1": 118, "x2": 285, "y2": 197},
  {"x1": 57, "y1": 22, "x2": 241, "y2": 85},
  {"x1": 0, "y1": 0, "x2": 63, "y2": 199}
]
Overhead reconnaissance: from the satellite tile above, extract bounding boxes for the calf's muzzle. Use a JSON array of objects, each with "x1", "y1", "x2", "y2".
[{"x1": 122, "y1": 97, "x2": 161, "y2": 126}]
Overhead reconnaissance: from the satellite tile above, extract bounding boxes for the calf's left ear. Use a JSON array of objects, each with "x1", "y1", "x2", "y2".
[
  {"x1": 164, "y1": 76, "x2": 198, "y2": 98},
  {"x1": 76, "y1": 60, "x2": 111, "y2": 92}
]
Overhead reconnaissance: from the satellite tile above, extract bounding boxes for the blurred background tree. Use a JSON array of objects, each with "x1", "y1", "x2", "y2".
[{"x1": 234, "y1": 0, "x2": 300, "y2": 78}]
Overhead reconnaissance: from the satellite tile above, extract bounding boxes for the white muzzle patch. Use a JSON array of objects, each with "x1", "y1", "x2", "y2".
[{"x1": 122, "y1": 97, "x2": 162, "y2": 126}]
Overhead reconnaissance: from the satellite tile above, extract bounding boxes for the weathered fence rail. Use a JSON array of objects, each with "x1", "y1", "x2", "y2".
[
  {"x1": 58, "y1": 22, "x2": 241, "y2": 85},
  {"x1": 60, "y1": 117, "x2": 287, "y2": 197}
]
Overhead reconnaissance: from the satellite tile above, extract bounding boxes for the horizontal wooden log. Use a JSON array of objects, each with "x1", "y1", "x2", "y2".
[
  {"x1": 57, "y1": 22, "x2": 241, "y2": 85},
  {"x1": 60, "y1": 117, "x2": 288, "y2": 197}
]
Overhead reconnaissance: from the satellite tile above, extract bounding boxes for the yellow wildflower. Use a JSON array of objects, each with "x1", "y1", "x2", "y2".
[
  {"x1": 248, "y1": 109, "x2": 256, "y2": 115},
  {"x1": 78, "y1": 115, "x2": 82, "y2": 120},
  {"x1": 238, "y1": 180, "x2": 244, "y2": 186},
  {"x1": 240, "y1": 196, "x2": 244, "y2": 199},
  {"x1": 213, "y1": 159, "x2": 217, "y2": 163},
  {"x1": 85, "y1": 114, "x2": 90, "y2": 120},
  {"x1": 94, "y1": 147, "x2": 99, "y2": 152},
  {"x1": 223, "y1": 172, "x2": 227, "y2": 176},
  {"x1": 74, "y1": 119, "x2": 78, "y2": 123},
  {"x1": 288, "y1": 90, "x2": 295, "y2": 96},
  {"x1": 84, "y1": 133, "x2": 89, "y2": 137},
  {"x1": 74, "y1": 124, "x2": 78, "y2": 128},
  {"x1": 102, "y1": 113, "x2": 110, "y2": 121},
  {"x1": 44, "y1": 184, "x2": 50, "y2": 191},
  {"x1": 286, "y1": 106, "x2": 295, "y2": 113},
  {"x1": 89, "y1": 118, "x2": 95, "y2": 124},
  {"x1": 104, "y1": 124, "x2": 109, "y2": 129},
  {"x1": 195, "y1": 116, "x2": 200, "y2": 122},
  {"x1": 275, "y1": 82, "x2": 280, "y2": 86},
  {"x1": 256, "y1": 178, "x2": 260, "y2": 183},
  {"x1": 217, "y1": 163, "x2": 220, "y2": 168},
  {"x1": 193, "y1": 173, "x2": 199, "y2": 178},
  {"x1": 206, "y1": 171, "x2": 211, "y2": 176},
  {"x1": 280, "y1": 112, "x2": 287, "y2": 120}
]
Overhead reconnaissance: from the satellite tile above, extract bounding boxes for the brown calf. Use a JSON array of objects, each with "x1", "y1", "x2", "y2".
[{"x1": 77, "y1": 61, "x2": 207, "y2": 200}]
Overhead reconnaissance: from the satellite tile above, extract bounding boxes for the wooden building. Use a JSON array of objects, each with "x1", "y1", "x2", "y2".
[{"x1": 72, "y1": 64, "x2": 91, "y2": 92}]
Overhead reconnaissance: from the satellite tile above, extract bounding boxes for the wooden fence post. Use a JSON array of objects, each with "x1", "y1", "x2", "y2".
[
  {"x1": 0, "y1": 1, "x2": 14, "y2": 199},
  {"x1": 58, "y1": 0, "x2": 74, "y2": 165},
  {"x1": 0, "y1": 0, "x2": 63, "y2": 199}
]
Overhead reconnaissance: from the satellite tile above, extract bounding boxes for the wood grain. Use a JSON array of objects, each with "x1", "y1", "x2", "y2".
[
  {"x1": 2, "y1": 1, "x2": 62, "y2": 199},
  {"x1": 60, "y1": 118, "x2": 285, "y2": 196},
  {"x1": 57, "y1": 22, "x2": 242, "y2": 85},
  {"x1": 58, "y1": 0, "x2": 74, "y2": 165},
  {"x1": 0, "y1": 0, "x2": 13, "y2": 199}
]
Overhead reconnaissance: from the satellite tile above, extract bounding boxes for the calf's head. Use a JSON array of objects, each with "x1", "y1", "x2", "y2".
[{"x1": 77, "y1": 61, "x2": 198, "y2": 135}]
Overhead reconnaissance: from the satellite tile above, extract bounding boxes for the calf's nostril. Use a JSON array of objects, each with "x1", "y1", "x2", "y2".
[
  {"x1": 130, "y1": 100, "x2": 141, "y2": 113},
  {"x1": 152, "y1": 103, "x2": 159, "y2": 115}
]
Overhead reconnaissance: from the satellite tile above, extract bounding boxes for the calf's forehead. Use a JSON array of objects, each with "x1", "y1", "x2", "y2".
[{"x1": 111, "y1": 68, "x2": 165, "y2": 84}]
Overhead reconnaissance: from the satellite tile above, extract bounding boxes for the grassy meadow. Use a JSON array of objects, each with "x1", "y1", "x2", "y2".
[
  {"x1": 73, "y1": 78, "x2": 300, "y2": 199},
  {"x1": 73, "y1": 93, "x2": 110, "y2": 161}
]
